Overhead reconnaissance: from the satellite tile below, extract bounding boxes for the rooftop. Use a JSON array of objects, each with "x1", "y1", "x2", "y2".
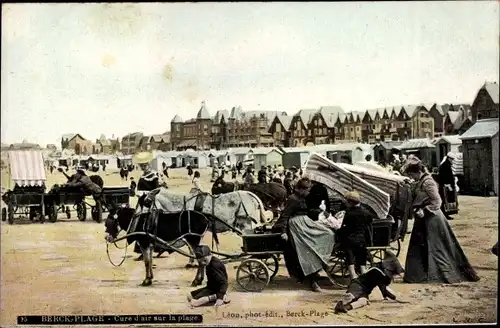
[{"x1": 460, "y1": 118, "x2": 499, "y2": 140}]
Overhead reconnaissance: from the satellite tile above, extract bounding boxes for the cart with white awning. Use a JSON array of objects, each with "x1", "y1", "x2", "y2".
[{"x1": 1, "y1": 150, "x2": 47, "y2": 224}]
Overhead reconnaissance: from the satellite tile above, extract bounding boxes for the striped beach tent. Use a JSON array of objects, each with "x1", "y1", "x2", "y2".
[
  {"x1": 7, "y1": 150, "x2": 47, "y2": 187},
  {"x1": 304, "y1": 153, "x2": 390, "y2": 220}
]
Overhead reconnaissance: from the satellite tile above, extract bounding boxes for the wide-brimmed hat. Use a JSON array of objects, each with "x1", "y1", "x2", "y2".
[
  {"x1": 133, "y1": 152, "x2": 153, "y2": 165},
  {"x1": 76, "y1": 165, "x2": 86, "y2": 173}
]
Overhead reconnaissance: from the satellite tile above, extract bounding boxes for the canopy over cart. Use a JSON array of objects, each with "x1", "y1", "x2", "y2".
[{"x1": 2, "y1": 150, "x2": 47, "y2": 224}]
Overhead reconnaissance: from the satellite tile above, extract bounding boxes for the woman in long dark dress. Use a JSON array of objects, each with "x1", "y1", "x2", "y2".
[{"x1": 402, "y1": 155, "x2": 480, "y2": 284}]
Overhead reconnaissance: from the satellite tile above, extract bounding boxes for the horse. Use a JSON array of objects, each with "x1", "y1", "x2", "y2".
[
  {"x1": 120, "y1": 168, "x2": 129, "y2": 181},
  {"x1": 211, "y1": 176, "x2": 287, "y2": 218},
  {"x1": 104, "y1": 189, "x2": 267, "y2": 287}
]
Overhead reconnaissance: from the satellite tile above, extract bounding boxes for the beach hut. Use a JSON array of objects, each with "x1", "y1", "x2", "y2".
[
  {"x1": 433, "y1": 135, "x2": 462, "y2": 164},
  {"x1": 203, "y1": 150, "x2": 225, "y2": 167},
  {"x1": 372, "y1": 141, "x2": 403, "y2": 163},
  {"x1": 318, "y1": 143, "x2": 361, "y2": 164},
  {"x1": 460, "y1": 118, "x2": 499, "y2": 196},
  {"x1": 180, "y1": 150, "x2": 209, "y2": 169},
  {"x1": 226, "y1": 148, "x2": 251, "y2": 165},
  {"x1": 311, "y1": 144, "x2": 338, "y2": 158},
  {"x1": 151, "y1": 151, "x2": 174, "y2": 171},
  {"x1": 246, "y1": 147, "x2": 284, "y2": 170},
  {"x1": 86, "y1": 154, "x2": 115, "y2": 168},
  {"x1": 282, "y1": 147, "x2": 314, "y2": 169},
  {"x1": 116, "y1": 154, "x2": 133, "y2": 168},
  {"x1": 397, "y1": 138, "x2": 437, "y2": 168}
]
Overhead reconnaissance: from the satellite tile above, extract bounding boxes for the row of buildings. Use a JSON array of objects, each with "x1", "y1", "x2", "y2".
[
  {"x1": 14, "y1": 81, "x2": 494, "y2": 156},
  {"x1": 170, "y1": 82, "x2": 498, "y2": 150},
  {"x1": 57, "y1": 132, "x2": 171, "y2": 156}
]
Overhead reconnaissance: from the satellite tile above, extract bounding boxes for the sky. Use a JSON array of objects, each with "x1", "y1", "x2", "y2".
[{"x1": 1, "y1": 2, "x2": 499, "y2": 147}]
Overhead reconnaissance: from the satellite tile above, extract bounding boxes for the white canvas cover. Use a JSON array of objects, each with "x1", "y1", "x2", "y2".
[
  {"x1": 304, "y1": 153, "x2": 390, "y2": 220},
  {"x1": 8, "y1": 150, "x2": 47, "y2": 187},
  {"x1": 337, "y1": 162, "x2": 409, "y2": 199}
]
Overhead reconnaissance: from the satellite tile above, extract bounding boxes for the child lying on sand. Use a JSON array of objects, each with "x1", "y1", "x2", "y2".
[{"x1": 334, "y1": 250, "x2": 404, "y2": 314}]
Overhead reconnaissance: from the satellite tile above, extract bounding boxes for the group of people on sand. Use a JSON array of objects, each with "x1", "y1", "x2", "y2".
[
  {"x1": 210, "y1": 162, "x2": 304, "y2": 196},
  {"x1": 111, "y1": 151, "x2": 487, "y2": 313},
  {"x1": 186, "y1": 154, "x2": 483, "y2": 313}
]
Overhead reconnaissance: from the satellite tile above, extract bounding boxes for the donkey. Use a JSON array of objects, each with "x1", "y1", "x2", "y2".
[{"x1": 105, "y1": 189, "x2": 267, "y2": 287}]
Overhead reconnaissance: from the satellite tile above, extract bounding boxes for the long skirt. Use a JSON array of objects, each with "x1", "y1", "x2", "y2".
[
  {"x1": 287, "y1": 215, "x2": 335, "y2": 278},
  {"x1": 403, "y1": 209, "x2": 479, "y2": 283}
]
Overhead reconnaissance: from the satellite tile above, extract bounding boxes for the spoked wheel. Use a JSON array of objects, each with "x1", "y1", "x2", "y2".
[
  {"x1": 49, "y1": 204, "x2": 58, "y2": 223},
  {"x1": 252, "y1": 254, "x2": 279, "y2": 280},
  {"x1": 1, "y1": 208, "x2": 6, "y2": 221},
  {"x1": 236, "y1": 259, "x2": 270, "y2": 292},
  {"x1": 77, "y1": 203, "x2": 87, "y2": 221},
  {"x1": 7, "y1": 204, "x2": 14, "y2": 225},
  {"x1": 326, "y1": 255, "x2": 350, "y2": 288}
]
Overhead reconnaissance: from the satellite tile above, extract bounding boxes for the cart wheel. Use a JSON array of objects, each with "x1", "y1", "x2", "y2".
[
  {"x1": 390, "y1": 239, "x2": 401, "y2": 257},
  {"x1": 253, "y1": 255, "x2": 279, "y2": 280},
  {"x1": 236, "y1": 259, "x2": 270, "y2": 292},
  {"x1": 49, "y1": 205, "x2": 58, "y2": 222},
  {"x1": 7, "y1": 204, "x2": 14, "y2": 225},
  {"x1": 2, "y1": 208, "x2": 6, "y2": 221},
  {"x1": 77, "y1": 203, "x2": 87, "y2": 221},
  {"x1": 326, "y1": 256, "x2": 350, "y2": 288}
]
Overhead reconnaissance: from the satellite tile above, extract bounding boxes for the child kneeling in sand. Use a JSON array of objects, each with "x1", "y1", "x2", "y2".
[
  {"x1": 334, "y1": 250, "x2": 404, "y2": 314},
  {"x1": 187, "y1": 245, "x2": 230, "y2": 309}
]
